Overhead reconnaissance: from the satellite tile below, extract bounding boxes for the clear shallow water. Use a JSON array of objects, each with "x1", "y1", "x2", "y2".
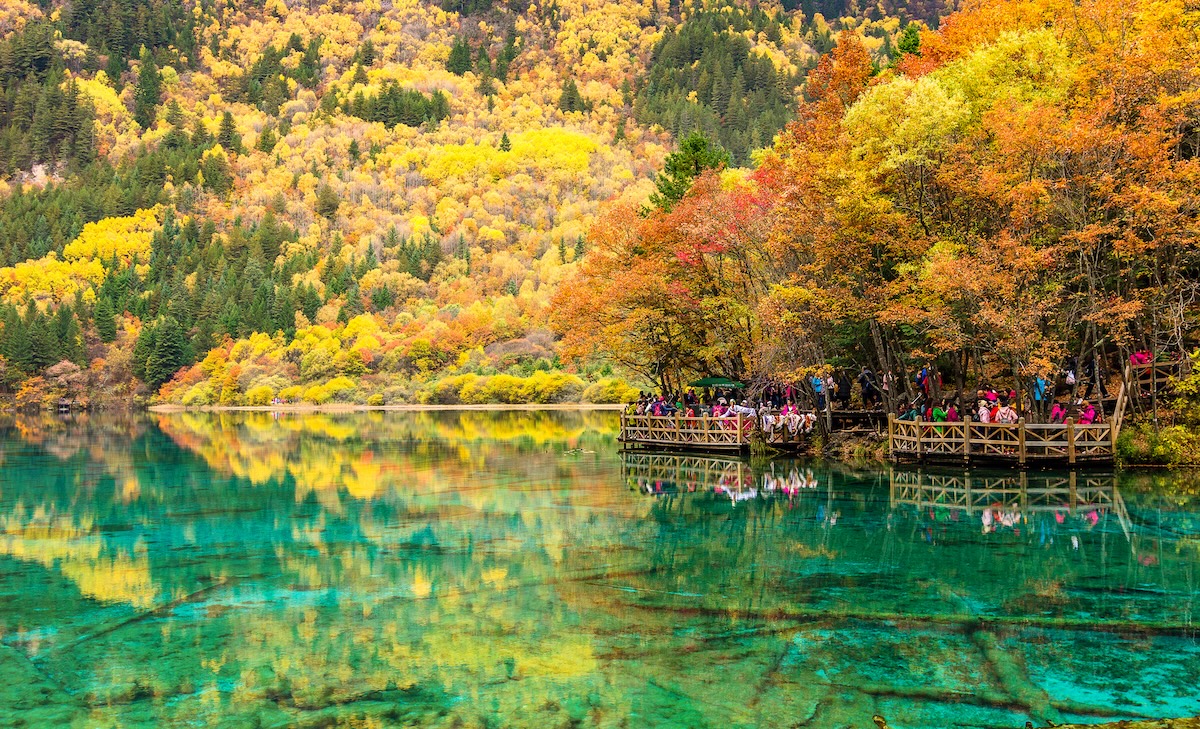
[{"x1": 0, "y1": 411, "x2": 1197, "y2": 729}]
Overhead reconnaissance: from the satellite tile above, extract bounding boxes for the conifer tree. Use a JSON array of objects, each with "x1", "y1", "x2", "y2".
[
  {"x1": 316, "y1": 183, "x2": 340, "y2": 219},
  {"x1": 648, "y1": 131, "x2": 729, "y2": 212},
  {"x1": 217, "y1": 111, "x2": 241, "y2": 153},
  {"x1": 133, "y1": 50, "x2": 162, "y2": 129},
  {"x1": 26, "y1": 303, "x2": 59, "y2": 371},
  {"x1": 447, "y1": 38, "x2": 472, "y2": 75},
  {"x1": 145, "y1": 317, "x2": 189, "y2": 390},
  {"x1": 897, "y1": 23, "x2": 922, "y2": 57},
  {"x1": 94, "y1": 296, "x2": 117, "y2": 342},
  {"x1": 559, "y1": 79, "x2": 584, "y2": 112}
]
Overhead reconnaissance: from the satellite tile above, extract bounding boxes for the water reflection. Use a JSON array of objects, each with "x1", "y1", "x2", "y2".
[
  {"x1": 625, "y1": 453, "x2": 820, "y2": 501},
  {"x1": 0, "y1": 413, "x2": 1197, "y2": 729}
]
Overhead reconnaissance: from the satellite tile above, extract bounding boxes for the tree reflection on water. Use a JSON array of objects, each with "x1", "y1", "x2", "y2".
[{"x1": 0, "y1": 412, "x2": 1197, "y2": 728}]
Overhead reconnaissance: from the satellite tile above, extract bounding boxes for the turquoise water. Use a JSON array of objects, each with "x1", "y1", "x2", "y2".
[{"x1": 0, "y1": 411, "x2": 1197, "y2": 728}]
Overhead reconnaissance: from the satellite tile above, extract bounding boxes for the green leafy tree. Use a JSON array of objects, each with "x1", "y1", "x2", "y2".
[{"x1": 648, "y1": 132, "x2": 729, "y2": 212}]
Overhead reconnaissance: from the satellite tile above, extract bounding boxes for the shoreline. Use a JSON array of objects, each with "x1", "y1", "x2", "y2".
[{"x1": 147, "y1": 403, "x2": 627, "y2": 414}]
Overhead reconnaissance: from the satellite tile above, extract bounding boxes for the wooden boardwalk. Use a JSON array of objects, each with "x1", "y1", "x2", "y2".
[
  {"x1": 618, "y1": 412, "x2": 815, "y2": 452},
  {"x1": 618, "y1": 360, "x2": 1187, "y2": 463},
  {"x1": 888, "y1": 417, "x2": 1115, "y2": 465}
]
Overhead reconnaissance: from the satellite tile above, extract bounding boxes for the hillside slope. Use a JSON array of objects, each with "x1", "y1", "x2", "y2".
[{"x1": 0, "y1": 0, "x2": 928, "y2": 407}]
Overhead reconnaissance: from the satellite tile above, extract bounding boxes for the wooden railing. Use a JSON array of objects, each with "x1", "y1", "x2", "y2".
[
  {"x1": 889, "y1": 416, "x2": 1115, "y2": 464},
  {"x1": 1131, "y1": 361, "x2": 1187, "y2": 392},
  {"x1": 620, "y1": 413, "x2": 750, "y2": 450}
]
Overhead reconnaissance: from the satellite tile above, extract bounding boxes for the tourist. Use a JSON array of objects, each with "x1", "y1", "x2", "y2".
[
  {"x1": 932, "y1": 400, "x2": 949, "y2": 422},
  {"x1": 1049, "y1": 401, "x2": 1066, "y2": 424},
  {"x1": 1082, "y1": 357, "x2": 1108, "y2": 399},
  {"x1": 729, "y1": 399, "x2": 758, "y2": 419},
  {"x1": 712, "y1": 397, "x2": 729, "y2": 417},
  {"x1": 836, "y1": 370, "x2": 853, "y2": 409},
  {"x1": 976, "y1": 398, "x2": 992, "y2": 423},
  {"x1": 858, "y1": 366, "x2": 880, "y2": 408},
  {"x1": 1078, "y1": 400, "x2": 1097, "y2": 424},
  {"x1": 995, "y1": 396, "x2": 1019, "y2": 424},
  {"x1": 946, "y1": 399, "x2": 961, "y2": 422},
  {"x1": 812, "y1": 374, "x2": 825, "y2": 410}
]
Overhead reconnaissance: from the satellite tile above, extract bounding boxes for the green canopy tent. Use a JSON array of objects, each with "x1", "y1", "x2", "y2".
[{"x1": 689, "y1": 377, "x2": 745, "y2": 389}]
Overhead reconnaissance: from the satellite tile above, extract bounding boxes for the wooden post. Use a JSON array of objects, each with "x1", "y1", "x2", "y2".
[
  {"x1": 1018, "y1": 418, "x2": 1026, "y2": 466},
  {"x1": 962, "y1": 416, "x2": 972, "y2": 465},
  {"x1": 915, "y1": 418, "x2": 923, "y2": 461},
  {"x1": 736, "y1": 412, "x2": 744, "y2": 447},
  {"x1": 1066, "y1": 417, "x2": 1076, "y2": 464},
  {"x1": 703, "y1": 414, "x2": 710, "y2": 443},
  {"x1": 887, "y1": 413, "x2": 895, "y2": 457},
  {"x1": 674, "y1": 413, "x2": 681, "y2": 444}
]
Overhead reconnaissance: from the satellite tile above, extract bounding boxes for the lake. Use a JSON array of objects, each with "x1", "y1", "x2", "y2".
[{"x1": 0, "y1": 410, "x2": 1197, "y2": 728}]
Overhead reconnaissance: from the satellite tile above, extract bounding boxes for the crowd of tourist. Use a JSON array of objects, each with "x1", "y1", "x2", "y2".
[
  {"x1": 628, "y1": 356, "x2": 1130, "y2": 432},
  {"x1": 630, "y1": 390, "x2": 819, "y2": 436},
  {"x1": 895, "y1": 385, "x2": 1102, "y2": 425}
]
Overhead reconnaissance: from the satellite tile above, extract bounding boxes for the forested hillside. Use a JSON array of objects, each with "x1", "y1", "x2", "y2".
[
  {"x1": 0, "y1": 0, "x2": 955, "y2": 408},
  {"x1": 556, "y1": 0, "x2": 1200, "y2": 411}
]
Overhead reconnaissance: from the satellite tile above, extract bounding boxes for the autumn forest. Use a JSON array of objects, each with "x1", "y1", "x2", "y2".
[{"x1": 0, "y1": 0, "x2": 1197, "y2": 422}]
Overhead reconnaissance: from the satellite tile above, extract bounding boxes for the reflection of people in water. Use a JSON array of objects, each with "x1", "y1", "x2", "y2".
[
  {"x1": 981, "y1": 503, "x2": 1023, "y2": 534},
  {"x1": 761, "y1": 466, "x2": 818, "y2": 497}
]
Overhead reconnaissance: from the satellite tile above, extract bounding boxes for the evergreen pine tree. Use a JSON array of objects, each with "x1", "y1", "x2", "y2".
[
  {"x1": 191, "y1": 117, "x2": 211, "y2": 146},
  {"x1": 648, "y1": 131, "x2": 729, "y2": 212},
  {"x1": 558, "y1": 79, "x2": 583, "y2": 112},
  {"x1": 52, "y1": 305, "x2": 84, "y2": 364},
  {"x1": 256, "y1": 126, "x2": 278, "y2": 153},
  {"x1": 132, "y1": 322, "x2": 157, "y2": 382},
  {"x1": 145, "y1": 317, "x2": 189, "y2": 390},
  {"x1": 26, "y1": 303, "x2": 59, "y2": 371},
  {"x1": 897, "y1": 23, "x2": 921, "y2": 57},
  {"x1": 133, "y1": 50, "x2": 162, "y2": 129},
  {"x1": 2, "y1": 305, "x2": 32, "y2": 372},
  {"x1": 217, "y1": 111, "x2": 242, "y2": 153},
  {"x1": 94, "y1": 296, "x2": 117, "y2": 342},
  {"x1": 316, "y1": 183, "x2": 340, "y2": 219},
  {"x1": 499, "y1": 132, "x2": 511, "y2": 151},
  {"x1": 475, "y1": 45, "x2": 492, "y2": 76},
  {"x1": 358, "y1": 39, "x2": 376, "y2": 66},
  {"x1": 447, "y1": 38, "x2": 472, "y2": 75}
]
